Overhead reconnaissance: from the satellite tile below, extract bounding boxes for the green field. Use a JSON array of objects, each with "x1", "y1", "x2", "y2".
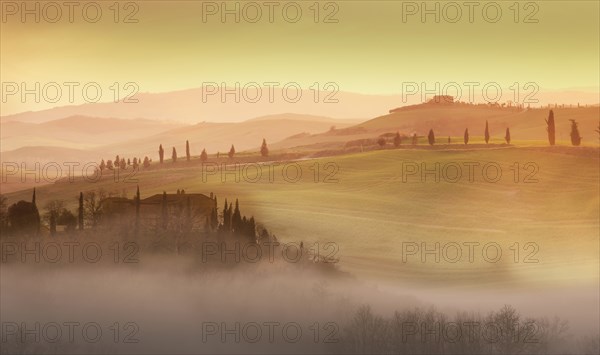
[{"x1": 5, "y1": 146, "x2": 599, "y2": 289}]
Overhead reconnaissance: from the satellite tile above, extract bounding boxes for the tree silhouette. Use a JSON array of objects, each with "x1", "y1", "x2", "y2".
[
  {"x1": 228, "y1": 145, "x2": 235, "y2": 159},
  {"x1": 135, "y1": 186, "x2": 140, "y2": 236},
  {"x1": 427, "y1": 129, "x2": 435, "y2": 146},
  {"x1": 447, "y1": 136, "x2": 451, "y2": 144},
  {"x1": 172, "y1": 147, "x2": 177, "y2": 163},
  {"x1": 200, "y1": 149, "x2": 208, "y2": 162},
  {"x1": 377, "y1": 137, "x2": 386, "y2": 148},
  {"x1": 0, "y1": 195, "x2": 7, "y2": 230},
  {"x1": 232, "y1": 199, "x2": 241, "y2": 232},
  {"x1": 106, "y1": 160, "x2": 114, "y2": 170},
  {"x1": 411, "y1": 133, "x2": 417, "y2": 145},
  {"x1": 393, "y1": 132, "x2": 401, "y2": 147},
  {"x1": 546, "y1": 110, "x2": 556, "y2": 146},
  {"x1": 143, "y1": 156, "x2": 150, "y2": 168},
  {"x1": 505, "y1": 128, "x2": 511, "y2": 144},
  {"x1": 99, "y1": 159, "x2": 106, "y2": 172},
  {"x1": 159, "y1": 144, "x2": 164, "y2": 164},
  {"x1": 260, "y1": 139, "x2": 269, "y2": 157},
  {"x1": 569, "y1": 119, "x2": 582, "y2": 146},
  {"x1": 83, "y1": 190, "x2": 106, "y2": 227},
  {"x1": 484, "y1": 120, "x2": 490, "y2": 144},
  {"x1": 8, "y1": 199, "x2": 40, "y2": 235},
  {"x1": 222, "y1": 198, "x2": 231, "y2": 231},
  {"x1": 78, "y1": 192, "x2": 84, "y2": 230},
  {"x1": 186, "y1": 140, "x2": 191, "y2": 161}
]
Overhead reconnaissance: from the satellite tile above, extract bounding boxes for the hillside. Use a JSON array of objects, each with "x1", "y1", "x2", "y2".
[
  {"x1": 271, "y1": 105, "x2": 600, "y2": 150},
  {"x1": 5, "y1": 146, "x2": 598, "y2": 288},
  {"x1": 98, "y1": 113, "x2": 358, "y2": 158},
  {"x1": 0, "y1": 115, "x2": 183, "y2": 151}
]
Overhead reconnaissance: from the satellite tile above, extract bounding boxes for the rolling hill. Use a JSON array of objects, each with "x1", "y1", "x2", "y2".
[
  {"x1": 98, "y1": 113, "x2": 359, "y2": 158},
  {"x1": 4, "y1": 146, "x2": 598, "y2": 289},
  {"x1": 271, "y1": 104, "x2": 600, "y2": 150},
  {"x1": 0, "y1": 115, "x2": 183, "y2": 151}
]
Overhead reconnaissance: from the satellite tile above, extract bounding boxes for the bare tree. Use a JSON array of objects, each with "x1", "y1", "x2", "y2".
[
  {"x1": 0, "y1": 195, "x2": 7, "y2": 229},
  {"x1": 84, "y1": 189, "x2": 107, "y2": 227}
]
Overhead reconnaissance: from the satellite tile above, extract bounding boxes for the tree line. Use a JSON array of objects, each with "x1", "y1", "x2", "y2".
[{"x1": 378, "y1": 110, "x2": 588, "y2": 147}]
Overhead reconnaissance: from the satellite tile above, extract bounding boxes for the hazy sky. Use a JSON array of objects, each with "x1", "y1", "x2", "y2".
[{"x1": 1, "y1": 0, "x2": 599, "y2": 115}]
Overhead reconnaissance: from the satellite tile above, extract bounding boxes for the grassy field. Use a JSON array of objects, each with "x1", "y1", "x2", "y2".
[{"x1": 4, "y1": 145, "x2": 599, "y2": 289}]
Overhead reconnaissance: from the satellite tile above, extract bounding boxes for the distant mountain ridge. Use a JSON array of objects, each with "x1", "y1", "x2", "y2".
[{"x1": 2, "y1": 86, "x2": 598, "y2": 125}]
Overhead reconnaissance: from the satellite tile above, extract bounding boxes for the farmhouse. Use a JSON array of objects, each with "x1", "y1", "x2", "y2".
[{"x1": 101, "y1": 191, "x2": 216, "y2": 231}]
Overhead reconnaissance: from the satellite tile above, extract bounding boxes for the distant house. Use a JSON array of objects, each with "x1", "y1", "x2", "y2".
[
  {"x1": 389, "y1": 95, "x2": 455, "y2": 114},
  {"x1": 101, "y1": 192, "x2": 215, "y2": 231}
]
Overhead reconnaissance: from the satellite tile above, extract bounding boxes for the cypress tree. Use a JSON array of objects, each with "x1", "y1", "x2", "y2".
[
  {"x1": 427, "y1": 129, "x2": 435, "y2": 146},
  {"x1": 186, "y1": 140, "x2": 191, "y2": 161},
  {"x1": 135, "y1": 186, "x2": 140, "y2": 235},
  {"x1": 232, "y1": 199, "x2": 241, "y2": 232},
  {"x1": 172, "y1": 147, "x2": 177, "y2": 163},
  {"x1": 484, "y1": 120, "x2": 490, "y2": 144},
  {"x1": 260, "y1": 139, "x2": 269, "y2": 157},
  {"x1": 464, "y1": 128, "x2": 469, "y2": 145},
  {"x1": 200, "y1": 149, "x2": 208, "y2": 162},
  {"x1": 32, "y1": 188, "x2": 40, "y2": 233},
  {"x1": 546, "y1": 110, "x2": 556, "y2": 146},
  {"x1": 223, "y1": 198, "x2": 229, "y2": 231},
  {"x1": 159, "y1": 145, "x2": 164, "y2": 164},
  {"x1": 505, "y1": 128, "x2": 511, "y2": 144},
  {"x1": 228, "y1": 145, "x2": 235, "y2": 159},
  {"x1": 569, "y1": 119, "x2": 582, "y2": 146},
  {"x1": 248, "y1": 216, "x2": 256, "y2": 242}
]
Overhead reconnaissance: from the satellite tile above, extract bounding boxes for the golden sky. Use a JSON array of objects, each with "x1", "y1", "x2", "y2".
[{"x1": 1, "y1": 0, "x2": 599, "y2": 115}]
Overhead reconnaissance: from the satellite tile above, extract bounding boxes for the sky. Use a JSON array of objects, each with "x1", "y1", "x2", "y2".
[{"x1": 1, "y1": 0, "x2": 599, "y2": 115}]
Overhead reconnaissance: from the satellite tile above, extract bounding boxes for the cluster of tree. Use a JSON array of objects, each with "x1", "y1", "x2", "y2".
[
  {"x1": 99, "y1": 155, "x2": 151, "y2": 172},
  {"x1": 2, "y1": 189, "x2": 40, "y2": 235},
  {"x1": 1, "y1": 187, "x2": 122, "y2": 236},
  {"x1": 156, "y1": 138, "x2": 271, "y2": 165},
  {"x1": 216, "y1": 198, "x2": 256, "y2": 242},
  {"x1": 339, "y1": 304, "x2": 570, "y2": 354},
  {"x1": 158, "y1": 142, "x2": 214, "y2": 164},
  {"x1": 379, "y1": 110, "x2": 592, "y2": 148},
  {"x1": 546, "y1": 110, "x2": 584, "y2": 146}
]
